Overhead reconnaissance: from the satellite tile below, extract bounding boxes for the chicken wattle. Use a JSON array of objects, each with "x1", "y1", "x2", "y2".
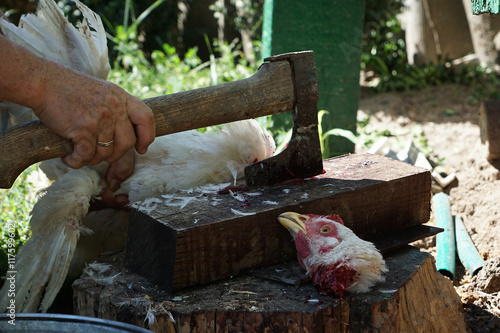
[{"x1": 278, "y1": 212, "x2": 388, "y2": 298}]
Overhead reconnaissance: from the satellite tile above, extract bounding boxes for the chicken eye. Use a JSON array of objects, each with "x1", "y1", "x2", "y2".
[{"x1": 320, "y1": 225, "x2": 331, "y2": 234}]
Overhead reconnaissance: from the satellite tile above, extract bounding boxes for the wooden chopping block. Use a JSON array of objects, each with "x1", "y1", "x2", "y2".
[
  {"x1": 124, "y1": 153, "x2": 431, "y2": 292},
  {"x1": 73, "y1": 246, "x2": 468, "y2": 332}
]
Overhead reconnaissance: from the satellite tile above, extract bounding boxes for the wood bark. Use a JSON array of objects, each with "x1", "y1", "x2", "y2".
[
  {"x1": 402, "y1": 0, "x2": 476, "y2": 65},
  {"x1": 402, "y1": 0, "x2": 427, "y2": 65}
]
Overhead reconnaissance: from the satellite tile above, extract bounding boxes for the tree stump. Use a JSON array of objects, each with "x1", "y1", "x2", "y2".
[{"x1": 73, "y1": 246, "x2": 468, "y2": 332}]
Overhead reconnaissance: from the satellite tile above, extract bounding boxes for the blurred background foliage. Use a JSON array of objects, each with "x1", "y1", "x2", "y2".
[{"x1": 362, "y1": 0, "x2": 500, "y2": 98}]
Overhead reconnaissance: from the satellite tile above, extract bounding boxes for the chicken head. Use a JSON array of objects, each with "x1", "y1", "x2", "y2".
[{"x1": 278, "y1": 212, "x2": 388, "y2": 298}]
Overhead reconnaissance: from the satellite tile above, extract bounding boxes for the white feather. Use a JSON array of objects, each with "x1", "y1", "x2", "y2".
[
  {"x1": 0, "y1": 0, "x2": 109, "y2": 80},
  {"x1": 0, "y1": 168, "x2": 101, "y2": 312},
  {"x1": 0, "y1": 0, "x2": 110, "y2": 131}
]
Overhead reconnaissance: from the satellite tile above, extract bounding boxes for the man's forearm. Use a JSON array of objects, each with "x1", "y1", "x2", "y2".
[{"x1": 0, "y1": 34, "x2": 49, "y2": 112}]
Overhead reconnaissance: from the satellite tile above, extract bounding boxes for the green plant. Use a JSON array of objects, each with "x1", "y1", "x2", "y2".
[
  {"x1": 355, "y1": 113, "x2": 403, "y2": 151},
  {"x1": 362, "y1": 0, "x2": 407, "y2": 91},
  {"x1": 463, "y1": 65, "x2": 500, "y2": 103},
  {"x1": 106, "y1": 0, "x2": 261, "y2": 99},
  {"x1": 209, "y1": 0, "x2": 264, "y2": 51},
  {"x1": 318, "y1": 111, "x2": 357, "y2": 159},
  {"x1": 0, "y1": 165, "x2": 39, "y2": 279},
  {"x1": 362, "y1": 9, "x2": 458, "y2": 93}
]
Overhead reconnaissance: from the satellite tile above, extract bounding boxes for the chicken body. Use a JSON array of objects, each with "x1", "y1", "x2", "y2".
[
  {"x1": 0, "y1": 0, "x2": 275, "y2": 312},
  {"x1": 278, "y1": 212, "x2": 388, "y2": 298},
  {"x1": 118, "y1": 120, "x2": 275, "y2": 202}
]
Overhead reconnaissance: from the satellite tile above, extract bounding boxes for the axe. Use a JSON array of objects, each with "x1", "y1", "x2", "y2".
[{"x1": 0, "y1": 51, "x2": 323, "y2": 189}]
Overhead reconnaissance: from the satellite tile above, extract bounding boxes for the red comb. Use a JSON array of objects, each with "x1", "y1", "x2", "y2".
[
  {"x1": 327, "y1": 214, "x2": 344, "y2": 225},
  {"x1": 305, "y1": 214, "x2": 345, "y2": 225}
]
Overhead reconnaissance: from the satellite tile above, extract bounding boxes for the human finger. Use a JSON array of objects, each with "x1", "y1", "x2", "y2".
[
  {"x1": 63, "y1": 137, "x2": 95, "y2": 168},
  {"x1": 126, "y1": 96, "x2": 155, "y2": 154},
  {"x1": 104, "y1": 117, "x2": 136, "y2": 164},
  {"x1": 92, "y1": 117, "x2": 116, "y2": 164},
  {"x1": 90, "y1": 179, "x2": 127, "y2": 211},
  {"x1": 106, "y1": 149, "x2": 135, "y2": 191},
  {"x1": 91, "y1": 148, "x2": 134, "y2": 210}
]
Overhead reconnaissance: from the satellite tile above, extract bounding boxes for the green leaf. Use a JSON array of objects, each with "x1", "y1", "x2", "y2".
[{"x1": 322, "y1": 128, "x2": 357, "y2": 144}]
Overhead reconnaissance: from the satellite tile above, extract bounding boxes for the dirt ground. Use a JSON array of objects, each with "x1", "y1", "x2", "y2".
[{"x1": 357, "y1": 84, "x2": 500, "y2": 332}]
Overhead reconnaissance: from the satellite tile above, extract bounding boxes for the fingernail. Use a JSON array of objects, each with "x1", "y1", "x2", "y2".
[{"x1": 110, "y1": 179, "x2": 121, "y2": 192}]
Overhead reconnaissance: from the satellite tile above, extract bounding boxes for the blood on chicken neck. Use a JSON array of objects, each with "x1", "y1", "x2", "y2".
[{"x1": 311, "y1": 264, "x2": 357, "y2": 298}]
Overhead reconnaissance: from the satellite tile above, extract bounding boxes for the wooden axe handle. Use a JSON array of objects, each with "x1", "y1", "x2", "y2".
[{"x1": 0, "y1": 60, "x2": 294, "y2": 189}]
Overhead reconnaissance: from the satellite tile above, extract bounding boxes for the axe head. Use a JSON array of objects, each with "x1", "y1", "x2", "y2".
[{"x1": 245, "y1": 51, "x2": 323, "y2": 187}]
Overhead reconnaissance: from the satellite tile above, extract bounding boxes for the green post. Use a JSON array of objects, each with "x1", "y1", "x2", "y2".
[
  {"x1": 262, "y1": 0, "x2": 365, "y2": 157},
  {"x1": 472, "y1": 0, "x2": 500, "y2": 14}
]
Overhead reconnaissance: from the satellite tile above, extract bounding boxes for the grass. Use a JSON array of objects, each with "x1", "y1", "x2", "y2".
[{"x1": 0, "y1": 165, "x2": 38, "y2": 277}]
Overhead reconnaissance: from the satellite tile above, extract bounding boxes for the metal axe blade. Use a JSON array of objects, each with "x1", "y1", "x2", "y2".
[{"x1": 245, "y1": 51, "x2": 324, "y2": 187}]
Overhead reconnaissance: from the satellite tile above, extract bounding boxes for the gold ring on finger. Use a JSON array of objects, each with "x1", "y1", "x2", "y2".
[{"x1": 97, "y1": 140, "x2": 114, "y2": 147}]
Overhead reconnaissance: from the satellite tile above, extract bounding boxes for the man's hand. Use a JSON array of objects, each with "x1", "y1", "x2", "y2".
[
  {"x1": 91, "y1": 149, "x2": 135, "y2": 211},
  {"x1": 35, "y1": 62, "x2": 156, "y2": 169},
  {"x1": 0, "y1": 35, "x2": 156, "y2": 169}
]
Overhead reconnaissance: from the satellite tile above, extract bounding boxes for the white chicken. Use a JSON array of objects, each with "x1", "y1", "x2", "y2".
[{"x1": 0, "y1": 0, "x2": 275, "y2": 312}]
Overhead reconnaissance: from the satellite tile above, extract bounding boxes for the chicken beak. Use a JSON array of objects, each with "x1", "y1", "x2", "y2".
[{"x1": 278, "y1": 212, "x2": 307, "y2": 236}]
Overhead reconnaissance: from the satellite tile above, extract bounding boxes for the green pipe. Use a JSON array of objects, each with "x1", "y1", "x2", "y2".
[
  {"x1": 455, "y1": 215, "x2": 485, "y2": 276},
  {"x1": 433, "y1": 192, "x2": 455, "y2": 280}
]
